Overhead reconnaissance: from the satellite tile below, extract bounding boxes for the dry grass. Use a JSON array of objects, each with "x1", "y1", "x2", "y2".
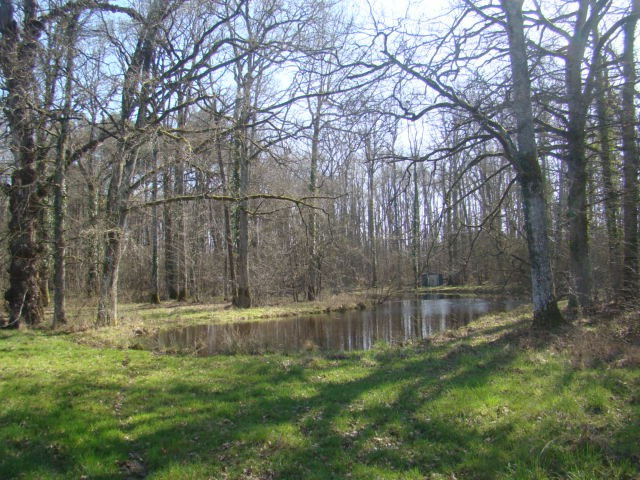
[{"x1": 557, "y1": 308, "x2": 640, "y2": 369}]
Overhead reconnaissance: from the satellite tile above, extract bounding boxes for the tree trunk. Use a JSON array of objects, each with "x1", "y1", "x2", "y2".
[
  {"x1": 565, "y1": 133, "x2": 592, "y2": 311},
  {"x1": 97, "y1": 227, "x2": 123, "y2": 326},
  {"x1": 621, "y1": 0, "x2": 639, "y2": 297},
  {"x1": 215, "y1": 120, "x2": 236, "y2": 301},
  {"x1": 52, "y1": 16, "x2": 78, "y2": 327},
  {"x1": 501, "y1": 0, "x2": 563, "y2": 327},
  {"x1": 233, "y1": 142, "x2": 251, "y2": 308},
  {"x1": 232, "y1": 74, "x2": 252, "y2": 309},
  {"x1": 86, "y1": 178, "x2": 100, "y2": 296},
  {"x1": 163, "y1": 169, "x2": 178, "y2": 299},
  {"x1": 411, "y1": 162, "x2": 420, "y2": 288},
  {"x1": 150, "y1": 142, "x2": 160, "y2": 304},
  {"x1": 37, "y1": 201, "x2": 50, "y2": 309},
  {"x1": 4, "y1": 160, "x2": 44, "y2": 328},
  {"x1": 365, "y1": 138, "x2": 377, "y2": 288},
  {"x1": 594, "y1": 58, "x2": 620, "y2": 291},
  {"x1": 564, "y1": 2, "x2": 593, "y2": 312},
  {"x1": 307, "y1": 105, "x2": 322, "y2": 301},
  {"x1": 174, "y1": 160, "x2": 187, "y2": 301},
  {"x1": 52, "y1": 138, "x2": 67, "y2": 327},
  {"x1": 1, "y1": 0, "x2": 46, "y2": 328}
]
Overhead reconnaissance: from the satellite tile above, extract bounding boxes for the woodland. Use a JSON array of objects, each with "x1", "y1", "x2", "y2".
[
  {"x1": 0, "y1": 0, "x2": 638, "y2": 327},
  {"x1": 0, "y1": 0, "x2": 639, "y2": 478}
]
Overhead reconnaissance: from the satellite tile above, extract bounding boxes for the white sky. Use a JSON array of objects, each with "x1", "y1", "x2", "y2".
[{"x1": 354, "y1": 0, "x2": 451, "y2": 23}]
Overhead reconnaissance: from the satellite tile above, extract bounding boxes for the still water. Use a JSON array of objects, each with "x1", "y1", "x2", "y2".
[{"x1": 155, "y1": 295, "x2": 522, "y2": 355}]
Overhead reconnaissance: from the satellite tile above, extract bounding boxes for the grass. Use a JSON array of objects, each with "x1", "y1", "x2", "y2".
[{"x1": 1, "y1": 306, "x2": 638, "y2": 479}]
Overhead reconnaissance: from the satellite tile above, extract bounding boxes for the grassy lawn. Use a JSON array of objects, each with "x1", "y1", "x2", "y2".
[{"x1": 1, "y1": 306, "x2": 638, "y2": 479}]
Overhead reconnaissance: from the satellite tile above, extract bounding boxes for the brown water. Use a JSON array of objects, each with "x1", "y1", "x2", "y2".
[{"x1": 155, "y1": 295, "x2": 522, "y2": 355}]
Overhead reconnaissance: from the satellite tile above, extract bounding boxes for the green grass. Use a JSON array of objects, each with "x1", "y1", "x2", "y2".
[{"x1": 1, "y1": 308, "x2": 638, "y2": 479}]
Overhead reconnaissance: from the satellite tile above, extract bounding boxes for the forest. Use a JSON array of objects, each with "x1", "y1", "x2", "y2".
[
  {"x1": 0, "y1": 0, "x2": 639, "y2": 479},
  {"x1": 0, "y1": 0, "x2": 638, "y2": 326}
]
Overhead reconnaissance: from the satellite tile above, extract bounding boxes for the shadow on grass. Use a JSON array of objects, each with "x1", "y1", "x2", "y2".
[{"x1": 1, "y1": 315, "x2": 637, "y2": 479}]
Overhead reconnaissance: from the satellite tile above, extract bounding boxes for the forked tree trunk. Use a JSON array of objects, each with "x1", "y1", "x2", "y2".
[{"x1": 97, "y1": 227, "x2": 123, "y2": 326}]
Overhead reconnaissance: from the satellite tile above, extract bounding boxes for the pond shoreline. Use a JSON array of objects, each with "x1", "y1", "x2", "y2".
[
  {"x1": 154, "y1": 295, "x2": 524, "y2": 356},
  {"x1": 70, "y1": 292, "x2": 374, "y2": 350},
  {"x1": 69, "y1": 287, "x2": 527, "y2": 351}
]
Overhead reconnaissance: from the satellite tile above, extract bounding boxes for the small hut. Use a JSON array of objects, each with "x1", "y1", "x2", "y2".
[{"x1": 421, "y1": 273, "x2": 444, "y2": 287}]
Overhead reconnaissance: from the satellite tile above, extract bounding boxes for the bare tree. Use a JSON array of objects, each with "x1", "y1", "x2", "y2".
[{"x1": 380, "y1": 0, "x2": 564, "y2": 325}]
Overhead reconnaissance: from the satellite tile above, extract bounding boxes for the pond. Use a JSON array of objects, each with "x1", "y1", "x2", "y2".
[{"x1": 155, "y1": 294, "x2": 523, "y2": 355}]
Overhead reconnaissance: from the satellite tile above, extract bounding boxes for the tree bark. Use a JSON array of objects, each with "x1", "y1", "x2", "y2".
[
  {"x1": 163, "y1": 169, "x2": 178, "y2": 299},
  {"x1": 412, "y1": 162, "x2": 421, "y2": 288},
  {"x1": 52, "y1": 125, "x2": 68, "y2": 327},
  {"x1": 307, "y1": 101, "x2": 322, "y2": 301},
  {"x1": 174, "y1": 159, "x2": 187, "y2": 301},
  {"x1": 97, "y1": 225, "x2": 123, "y2": 327},
  {"x1": 52, "y1": 15, "x2": 78, "y2": 327},
  {"x1": 621, "y1": 0, "x2": 639, "y2": 297},
  {"x1": 231, "y1": 66, "x2": 252, "y2": 309},
  {"x1": 150, "y1": 141, "x2": 160, "y2": 304},
  {"x1": 233, "y1": 132, "x2": 251, "y2": 308},
  {"x1": 86, "y1": 177, "x2": 100, "y2": 296},
  {"x1": 594, "y1": 55, "x2": 620, "y2": 290},
  {"x1": 564, "y1": 0, "x2": 593, "y2": 312},
  {"x1": 214, "y1": 115, "x2": 236, "y2": 301},
  {"x1": 1, "y1": 0, "x2": 46, "y2": 328},
  {"x1": 174, "y1": 97, "x2": 189, "y2": 301},
  {"x1": 365, "y1": 138, "x2": 377, "y2": 288},
  {"x1": 501, "y1": 0, "x2": 563, "y2": 327}
]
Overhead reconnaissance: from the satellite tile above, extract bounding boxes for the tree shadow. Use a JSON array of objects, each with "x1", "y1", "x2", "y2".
[{"x1": 1, "y1": 316, "x2": 636, "y2": 479}]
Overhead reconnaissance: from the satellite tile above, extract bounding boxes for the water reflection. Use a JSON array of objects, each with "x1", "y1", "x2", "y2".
[{"x1": 156, "y1": 295, "x2": 521, "y2": 355}]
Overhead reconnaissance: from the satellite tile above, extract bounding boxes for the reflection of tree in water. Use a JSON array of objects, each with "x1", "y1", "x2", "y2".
[{"x1": 157, "y1": 297, "x2": 521, "y2": 355}]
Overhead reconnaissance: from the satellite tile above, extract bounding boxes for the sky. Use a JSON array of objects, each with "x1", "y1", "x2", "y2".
[{"x1": 353, "y1": 0, "x2": 451, "y2": 23}]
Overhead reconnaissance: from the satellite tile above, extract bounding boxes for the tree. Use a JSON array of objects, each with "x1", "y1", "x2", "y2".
[
  {"x1": 500, "y1": 0, "x2": 563, "y2": 325},
  {"x1": 620, "y1": 0, "x2": 639, "y2": 296},
  {"x1": 380, "y1": 0, "x2": 564, "y2": 325},
  {"x1": 52, "y1": 13, "x2": 80, "y2": 327},
  {"x1": 0, "y1": 0, "x2": 52, "y2": 327}
]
